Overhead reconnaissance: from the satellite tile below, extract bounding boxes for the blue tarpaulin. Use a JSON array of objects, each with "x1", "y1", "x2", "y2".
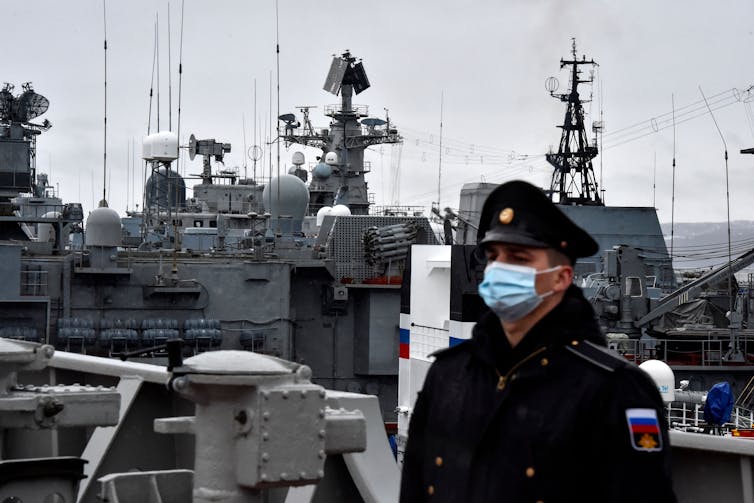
[{"x1": 704, "y1": 382, "x2": 735, "y2": 426}]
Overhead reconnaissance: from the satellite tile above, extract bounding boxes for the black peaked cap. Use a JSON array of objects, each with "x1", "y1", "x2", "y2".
[{"x1": 476, "y1": 180, "x2": 598, "y2": 261}]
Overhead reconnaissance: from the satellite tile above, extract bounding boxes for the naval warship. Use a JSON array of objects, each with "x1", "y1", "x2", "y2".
[
  {"x1": 422, "y1": 40, "x2": 754, "y2": 395},
  {"x1": 0, "y1": 52, "x2": 440, "y2": 434},
  {"x1": 2, "y1": 44, "x2": 754, "y2": 502},
  {"x1": 395, "y1": 42, "x2": 754, "y2": 496}
]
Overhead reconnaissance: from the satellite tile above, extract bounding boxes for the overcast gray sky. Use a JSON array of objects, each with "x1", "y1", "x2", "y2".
[{"x1": 5, "y1": 0, "x2": 754, "y2": 223}]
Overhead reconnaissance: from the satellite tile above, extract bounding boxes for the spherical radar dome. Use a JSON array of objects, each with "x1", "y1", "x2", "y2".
[
  {"x1": 312, "y1": 162, "x2": 332, "y2": 179},
  {"x1": 85, "y1": 207, "x2": 122, "y2": 247},
  {"x1": 262, "y1": 174, "x2": 309, "y2": 220},
  {"x1": 324, "y1": 152, "x2": 338, "y2": 166},
  {"x1": 639, "y1": 359, "x2": 675, "y2": 403},
  {"x1": 316, "y1": 206, "x2": 333, "y2": 226},
  {"x1": 331, "y1": 204, "x2": 351, "y2": 216}
]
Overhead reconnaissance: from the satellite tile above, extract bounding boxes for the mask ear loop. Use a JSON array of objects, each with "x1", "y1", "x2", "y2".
[{"x1": 535, "y1": 265, "x2": 563, "y2": 300}]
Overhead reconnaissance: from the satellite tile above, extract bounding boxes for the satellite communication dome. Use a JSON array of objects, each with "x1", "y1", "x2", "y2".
[
  {"x1": 312, "y1": 162, "x2": 332, "y2": 179},
  {"x1": 262, "y1": 174, "x2": 309, "y2": 221},
  {"x1": 316, "y1": 206, "x2": 333, "y2": 226},
  {"x1": 292, "y1": 151, "x2": 305, "y2": 166},
  {"x1": 85, "y1": 207, "x2": 122, "y2": 247},
  {"x1": 639, "y1": 360, "x2": 675, "y2": 403},
  {"x1": 324, "y1": 152, "x2": 338, "y2": 166},
  {"x1": 331, "y1": 204, "x2": 351, "y2": 216},
  {"x1": 142, "y1": 131, "x2": 179, "y2": 161}
]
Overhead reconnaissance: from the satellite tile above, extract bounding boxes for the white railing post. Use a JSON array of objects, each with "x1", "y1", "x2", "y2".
[{"x1": 694, "y1": 404, "x2": 700, "y2": 427}]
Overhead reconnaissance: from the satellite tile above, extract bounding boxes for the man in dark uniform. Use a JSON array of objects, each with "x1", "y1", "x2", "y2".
[{"x1": 400, "y1": 180, "x2": 676, "y2": 502}]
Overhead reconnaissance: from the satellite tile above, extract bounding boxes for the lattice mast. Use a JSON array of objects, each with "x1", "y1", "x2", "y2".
[{"x1": 545, "y1": 40, "x2": 602, "y2": 206}]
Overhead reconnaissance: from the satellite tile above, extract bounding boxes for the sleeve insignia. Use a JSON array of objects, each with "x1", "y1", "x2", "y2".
[{"x1": 625, "y1": 408, "x2": 663, "y2": 452}]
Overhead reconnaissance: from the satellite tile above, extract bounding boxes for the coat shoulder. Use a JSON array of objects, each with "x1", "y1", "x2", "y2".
[
  {"x1": 429, "y1": 340, "x2": 472, "y2": 360},
  {"x1": 563, "y1": 339, "x2": 630, "y2": 373}
]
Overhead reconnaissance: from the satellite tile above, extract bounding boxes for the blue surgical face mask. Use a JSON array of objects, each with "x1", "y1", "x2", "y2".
[{"x1": 478, "y1": 262, "x2": 561, "y2": 322}]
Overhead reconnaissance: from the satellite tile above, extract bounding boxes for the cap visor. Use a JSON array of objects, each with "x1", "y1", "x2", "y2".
[{"x1": 478, "y1": 229, "x2": 550, "y2": 248}]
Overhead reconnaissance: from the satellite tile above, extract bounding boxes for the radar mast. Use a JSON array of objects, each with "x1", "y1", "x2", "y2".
[
  {"x1": 545, "y1": 39, "x2": 602, "y2": 206},
  {"x1": 281, "y1": 51, "x2": 401, "y2": 215}
]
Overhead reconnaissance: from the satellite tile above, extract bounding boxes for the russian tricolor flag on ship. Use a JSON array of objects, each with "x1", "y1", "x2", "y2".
[
  {"x1": 625, "y1": 408, "x2": 662, "y2": 452},
  {"x1": 399, "y1": 328, "x2": 410, "y2": 359}
]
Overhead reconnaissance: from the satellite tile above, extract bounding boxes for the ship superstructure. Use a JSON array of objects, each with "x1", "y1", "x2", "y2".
[
  {"x1": 281, "y1": 51, "x2": 401, "y2": 216},
  {"x1": 0, "y1": 53, "x2": 436, "y2": 428},
  {"x1": 0, "y1": 83, "x2": 83, "y2": 249}
]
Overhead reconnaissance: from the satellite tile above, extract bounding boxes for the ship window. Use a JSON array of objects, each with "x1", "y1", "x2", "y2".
[
  {"x1": 210, "y1": 220, "x2": 217, "y2": 228},
  {"x1": 625, "y1": 277, "x2": 643, "y2": 297},
  {"x1": 194, "y1": 220, "x2": 203, "y2": 227}
]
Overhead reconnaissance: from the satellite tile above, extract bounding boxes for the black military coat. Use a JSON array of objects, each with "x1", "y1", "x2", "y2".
[{"x1": 400, "y1": 285, "x2": 676, "y2": 502}]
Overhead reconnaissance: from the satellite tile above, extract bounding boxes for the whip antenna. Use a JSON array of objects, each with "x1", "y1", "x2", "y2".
[
  {"x1": 101, "y1": 0, "x2": 108, "y2": 207},
  {"x1": 177, "y1": 0, "x2": 185, "y2": 174},
  {"x1": 437, "y1": 91, "x2": 444, "y2": 212},
  {"x1": 670, "y1": 94, "x2": 676, "y2": 262},
  {"x1": 167, "y1": 1, "x2": 172, "y2": 131},
  {"x1": 700, "y1": 85, "x2": 736, "y2": 359},
  {"x1": 275, "y1": 0, "x2": 281, "y2": 232}
]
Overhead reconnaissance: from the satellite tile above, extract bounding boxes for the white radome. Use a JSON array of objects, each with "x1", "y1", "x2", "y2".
[{"x1": 639, "y1": 359, "x2": 675, "y2": 403}]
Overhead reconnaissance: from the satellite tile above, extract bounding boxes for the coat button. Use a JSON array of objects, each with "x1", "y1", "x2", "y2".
[
  {"x1": 427, "y1": 485, "x2": 435, "y2": 496},
  {"x1": 570, "y1": 340, "x2": 579, "y2": 346},
  {"x1": 536, "y1": 500, "x2": 544, "y2": 503},
  {"x1": 435, "y1": 456, "x2": 443, "y2": 467},
  {"x1": 540, "y1": 358, "x2": 549, "y2": 366},
  {"x1": 526, "y1": 466, "x2": 535, "y2": 478}
]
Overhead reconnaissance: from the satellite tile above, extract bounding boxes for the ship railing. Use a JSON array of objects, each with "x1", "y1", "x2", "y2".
[
  {"x1": 609, "y1": 336, "x2": 754, "y2": 367},
  {"x1": 20, "y1": 269, "x2": 48, "y2": 296},
  {"x1": 667, "y1": 402, "x2": 754, "y2": 431},
  {"x1": 369, "y1": 206, "x2": 425, "y2": 217},
  {"x1": 324, "y1": 103, "x2": 369, "y2": 117},
  {"x1": 15, "y1": 202, "x2": 67, "y2": 219}
]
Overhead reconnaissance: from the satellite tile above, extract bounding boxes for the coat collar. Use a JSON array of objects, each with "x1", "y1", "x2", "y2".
[{"x1": 469, "y1": 285, "x2": 605, "y2": 372}]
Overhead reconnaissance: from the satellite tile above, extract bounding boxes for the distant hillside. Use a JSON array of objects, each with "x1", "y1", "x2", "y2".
[{"x1": 659, "y1": 221, "x2": 754, "y2": 271}]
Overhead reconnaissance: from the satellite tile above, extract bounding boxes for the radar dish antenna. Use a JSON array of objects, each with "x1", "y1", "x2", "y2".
[
  {"x1": 361, "y1": 118, "x2": 387, "y2": 127},
  {"x1": 278, "y1": 113, "x2": 300, "y2": 135},
  {"x1": 13, "y1": 83, "x2": 49, "y2": 123}
]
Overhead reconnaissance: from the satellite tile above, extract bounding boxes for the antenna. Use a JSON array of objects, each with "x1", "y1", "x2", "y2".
[
  {"x1": 101, "y1": 0, "x2": 108, "y2": 207},
  {"x1": 167, "y1": 1, "x2": 172, "y2": 131},
  {"x1": 598, "y1": 73, "x2": 604, "y2": 201},
  {"x1": 269, "y1": 70, "x2": 273, "y2": 187},
  {"x1": 148, "y1": 19, "x2": 157, "y2": 135},
  {"x1": 132, "y1": 137, "x2": 136, "y2": 211},
  {"x1": 177, "y1": 0, "x2": 185, "y2": 175},
  {"x1": 700, "y1": 85, "x2": 736, "y2": 359},
  {"x1": 437, "y1": 90, "x2": 444, "y2": 212},
  {"x1": 253, "y1": 77, "x2": 258, "y2": 181},
  {"x1": 670, "y1": 94, "x2": 676, "y2": 264},
  {"x1": 242, "y1": 114, "x2": 248, "y2": 180},
  {"x1": 126, "y1": 139, "x2": 130, "y2": 211},
  {"x1": 156, "y1": 12, "x2": 160, "y2": 132},
  {"x1": 275, "y1": 0, "x2": 281, "y2": 232},
  {"x1": 652, "y1": 151, "x2": 656, "y2": 208}
]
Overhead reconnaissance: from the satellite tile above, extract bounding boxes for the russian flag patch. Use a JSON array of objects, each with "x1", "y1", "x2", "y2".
[{"x1": 625, "y1": 408, "x2": 662, "y2": 452}]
